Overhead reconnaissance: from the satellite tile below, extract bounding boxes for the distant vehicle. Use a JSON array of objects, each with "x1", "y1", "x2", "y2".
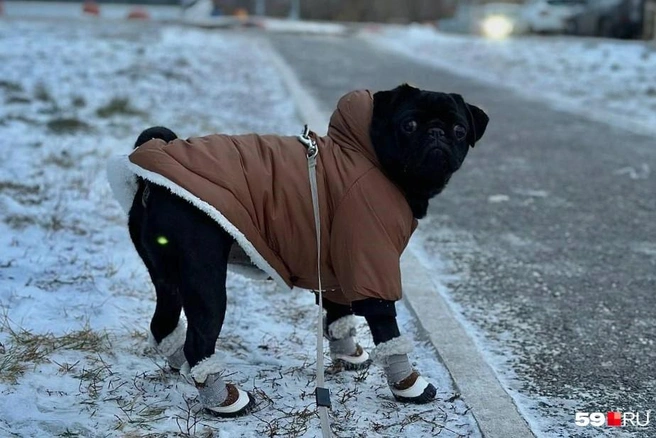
[
  {"x1": 565, "y1": 0, "x2": 644, "y2": 38},
  {"x1": 475, "y1": 3, "x2": 529, "y2": 38},
  {"x1": 437, "y1": 3, "x2": 475, "y2": 34},
  {"x1": 522, "y1": 0, "x2": 587, "y2": 33}
]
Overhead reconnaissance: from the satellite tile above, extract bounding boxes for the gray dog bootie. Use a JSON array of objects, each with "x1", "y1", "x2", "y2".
[
  {"x1": 371, "y1": 336, "x2": 436, "y2": 404},
  {"x1": 153, "y1": 328, "x2": 254, "y2": 417},
  {"x1": 150, "y1": 323, "x2": 187, "y2": 371},
  {"x1": 326, "y1": 315, "x2": 372, "y2": 371},
  {"x1": 181, "y1": 354, "x2": 255, "y2": 417}
]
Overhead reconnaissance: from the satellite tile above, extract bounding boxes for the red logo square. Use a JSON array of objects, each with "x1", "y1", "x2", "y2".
[{"x1": 607, "y1": 411, "x2": 622, "y2": 427}]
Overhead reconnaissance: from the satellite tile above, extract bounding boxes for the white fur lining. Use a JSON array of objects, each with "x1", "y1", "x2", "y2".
[
  {"x1": 327, "y1": 315, "x2": 357, "y2": 340},
  {"x1": 106, "y1": 155, "x2": 289, "y2": 291},
  {"x1": 371, "y1": 335, "x2": 413, "y2": 362},
  {"x1": 187, "y1": 353, "x2": 224, "y2": 384},
  {"x1": 106, "y1": 155, "x2": 139, "y2": 214},
  {"x1": 149, "y1": 322, "x2": 186, "y2": 357}
]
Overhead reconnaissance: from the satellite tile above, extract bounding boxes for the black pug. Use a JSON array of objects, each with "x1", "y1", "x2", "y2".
[{"x1": 115, "y1": 84, "x2": 488, "y2": 417}]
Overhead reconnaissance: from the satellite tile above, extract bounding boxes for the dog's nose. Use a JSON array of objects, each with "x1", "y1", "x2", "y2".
[{"x1": 428, "y1": 128, "x2": 446, "y2": 139}]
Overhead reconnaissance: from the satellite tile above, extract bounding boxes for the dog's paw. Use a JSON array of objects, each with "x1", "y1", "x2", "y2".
[
  {"x1": 166, "y1": 345, "x2": 186, "y2": 371},
  {"x1": 330, "y1": 344, "x2": 372, "y2": 372},
  {"x1": 204, "y1": 384, "x2": 256, "y2": 418},
  {"x1": 391, "y1": 371, "x2": 437, "y2": 404}
]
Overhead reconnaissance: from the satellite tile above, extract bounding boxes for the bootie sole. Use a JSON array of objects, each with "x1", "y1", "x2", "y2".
[
  {"x1": 205, "y1": 392, "x2": 256, "y2": 418},
  {"x1": 393, "y1": 382, "x2": 437, "y2": 404},
  {"x1": 333, "y1": 357, "x2": 373, "y2": 371}
]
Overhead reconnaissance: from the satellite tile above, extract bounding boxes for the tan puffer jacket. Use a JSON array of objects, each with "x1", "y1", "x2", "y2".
[{"x1": 128, "y1": 90, "x2": 417, "y2": 304}]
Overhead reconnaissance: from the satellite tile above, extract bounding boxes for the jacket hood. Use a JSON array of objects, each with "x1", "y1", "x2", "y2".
[{"x1": 327, "y1": 90, "x2": 379, "y2": 166}]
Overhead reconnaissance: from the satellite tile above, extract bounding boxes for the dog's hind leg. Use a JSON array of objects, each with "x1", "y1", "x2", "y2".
[
  {"x1": 140, "y1": 185, "x2": 254, "y2": 417},
  {"x1": 128, "y1": 126, "x2": 188, "y2": 370},
  {"x1": 128, "y1": 185, "x2": 186, "y2": 371}
]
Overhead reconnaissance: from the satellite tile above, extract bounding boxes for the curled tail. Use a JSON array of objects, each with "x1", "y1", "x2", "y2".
[
  {"x1": 134, "y1": 126, "x2": 178, "y2": 149},
  {"x1": 133, "y1": 126, "x2": 178, "y2": 204}
]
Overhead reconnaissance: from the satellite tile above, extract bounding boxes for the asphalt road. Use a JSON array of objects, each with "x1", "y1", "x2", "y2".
[{"x1": 270, "y1": 33, "x2": 656, "y2": 437}]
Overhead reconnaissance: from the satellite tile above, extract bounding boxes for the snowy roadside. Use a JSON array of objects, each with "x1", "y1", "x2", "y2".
[
  {"x1": 2, "y1": 1, "x2": 180, "y2": 21},
  {"x1": 363, "y1": 25, "x2": 656, "y2": 137},
  {"x1": 0, "y1": 20, "x2": 479, "y2": 437},
  {"x1": 364, "y1": 25, "x2": 656, "y2": 438}
]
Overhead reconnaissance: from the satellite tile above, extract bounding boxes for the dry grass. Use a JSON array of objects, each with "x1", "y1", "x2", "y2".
[
  {"x1": 0, "y1": 315, "x2": 112, "y2": 384},
  {"x1": 42, "y1": 150, "x2": 76, "y2": 168},
  {"x1": 3, "y1": 214, "x2": 37, "y2": 230},
  {"x1": 57, "y1": 430, "x2": 83, "y2": 438},
  {"x1": 71, "y1": 95, "x2": 87, "y2": 108},
  {"x1": 5, "y1": 95, "x2": 32, "y2": 105},
  {"x1": 0, "y1": 181, "x2": 45, "y2": 207},
  {"x1": 255, "y1": 403, "x2": 316, "y2": 438},
  {"x1": 172, "y1": 394, "x2": 206, "y2": 437},
  {"x1": 96, "y1": 97, "x2": 146, "y2": 119},
  {"x1": 79, "y1": 361, "x2": 184, "y2": 435},
  {"x1": 4, "y1": 114, "x2": 39, "y2": 126},
  {"x1": 34, "y1": 83, "x2": 53, "y2": 103},
  {"x1": 0, "y1": 181, "x2": 41, "y2": 196},
  {"x1": 369, "y1": 407, "x2": 464, "y2": 437},
  {"x1": 0, "y1": 80, "x2": 23, "y2": 93},
  {"x1": 46, "y1": 117, "x2": 92, "y2": 135}
]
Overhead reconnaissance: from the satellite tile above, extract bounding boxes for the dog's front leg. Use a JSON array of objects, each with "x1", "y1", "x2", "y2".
[
  {"x1": 321, "y1": 297, "x2": 372, "y2": 370},
  {"x1": 352, "y1": 298, "x2": 437, "y2": 404}
]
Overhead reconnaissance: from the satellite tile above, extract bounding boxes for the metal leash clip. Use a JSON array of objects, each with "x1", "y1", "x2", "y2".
[{"x1": 298, "y1": 124, "x2": 318, "y2": 159}]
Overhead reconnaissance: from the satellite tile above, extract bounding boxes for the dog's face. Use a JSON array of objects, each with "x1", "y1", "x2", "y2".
[{"x1": 370, "y1": 84, "x2": 489, "y2": 218}]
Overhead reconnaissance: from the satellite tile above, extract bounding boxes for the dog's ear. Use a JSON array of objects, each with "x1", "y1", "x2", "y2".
[
  {"x1": 373, "y1": 84, "x2": 420, "y2": 120},
  {"x1": 450, "y1": 94, "x2": 489, "y2": 147},
  {"x1": 465, "y1": 103, "x2": 489, "y2": 147}
]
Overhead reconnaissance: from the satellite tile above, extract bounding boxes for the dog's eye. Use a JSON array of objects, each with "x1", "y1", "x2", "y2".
[
  {"x1": 453, "y1": 124, "x2": 467, "y2": 140},
  {"x1": 402, "y1": 120, "x2": 418, "y2": 134}
]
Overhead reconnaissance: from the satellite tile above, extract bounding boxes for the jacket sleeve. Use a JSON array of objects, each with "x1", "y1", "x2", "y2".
[{"x1": 330, "y1": 171, "x2": 415, "y2": 302}]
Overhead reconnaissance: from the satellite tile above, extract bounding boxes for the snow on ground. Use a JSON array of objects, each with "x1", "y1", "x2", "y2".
[
  {"x1": 0, "y1": 20, "x2": 479, "y2": 437},
  {"x1": 364, "y1": 25, "x2": 656, "y2": 136},
  {"x1": 255, "y1": 18, "x2": 348, "y2": 35}
]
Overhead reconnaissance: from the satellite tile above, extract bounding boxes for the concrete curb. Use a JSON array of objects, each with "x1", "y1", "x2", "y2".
[
  {"x1": 401, "y1": 248, "x2": 535, "y2": 438},
  {"x1": 264, "y1": 36, "x2": 535, "y2": 438}
]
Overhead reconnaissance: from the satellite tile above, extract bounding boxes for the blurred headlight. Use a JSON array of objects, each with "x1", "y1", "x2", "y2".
[{"x1": 481, "y1": 15, "x2": 514, "y2": 39}]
